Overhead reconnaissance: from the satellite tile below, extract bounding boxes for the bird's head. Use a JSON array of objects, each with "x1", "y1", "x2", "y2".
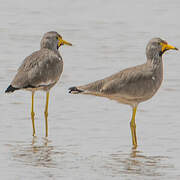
[
  {"x1": 40, "y1": 31, "x2": 72, "y2": 51},
  {"x1": 146, "y1": 38, "x2": 178, "y2": 60}
]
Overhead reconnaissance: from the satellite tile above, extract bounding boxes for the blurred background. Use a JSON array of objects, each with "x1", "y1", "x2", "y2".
[{"x1": 0, "y1": 0, "x2": 180, "y2": 179}]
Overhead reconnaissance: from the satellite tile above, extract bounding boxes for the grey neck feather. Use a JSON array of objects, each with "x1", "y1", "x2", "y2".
[
  {"x1": 40, "y1": 39, "x2": 58, "y2": 52},
  {"x1": 146, "y1": 49, "x2": 162, "y2": 68},
  {"x1": 40, "y1": 40, "x2": 61, "y2": 58}
]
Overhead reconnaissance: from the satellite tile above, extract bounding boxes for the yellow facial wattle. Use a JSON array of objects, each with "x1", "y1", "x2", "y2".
[
  {"x1": 160, "y1": 42, "x2": 178, "y2": 52},
  {"x1": 58, "y1": 37, "x2": 72, "y2": 47}
]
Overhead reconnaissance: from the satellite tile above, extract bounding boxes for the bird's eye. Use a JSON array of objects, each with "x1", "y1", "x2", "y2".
[{"x1": 56, "y1": 36, "x2": 58, "y2": 40}]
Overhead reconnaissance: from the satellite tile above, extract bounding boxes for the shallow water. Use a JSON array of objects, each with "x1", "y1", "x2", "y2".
[{"x1": 1, "y1": 0, "x2": 180, "y2": 179}]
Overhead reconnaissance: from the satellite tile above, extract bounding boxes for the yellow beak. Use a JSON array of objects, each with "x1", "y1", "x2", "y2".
[
  {"x1": 161, "y1": 42, "x2": 178, "y2": 52},
  {"x1": 58, "y1": 37, "x2": 72, "y2": 47}
]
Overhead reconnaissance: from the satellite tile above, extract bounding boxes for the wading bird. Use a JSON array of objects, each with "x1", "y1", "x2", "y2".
[
  {"x1": 5, "y1": 31, "x2": 72, "y2": 137},
  {"x1": 69, "y1": 38, "x2": 178, "y2": 148}
]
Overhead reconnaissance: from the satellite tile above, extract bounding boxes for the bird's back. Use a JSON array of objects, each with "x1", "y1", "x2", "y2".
[
  {"x1": 74, "y1": 62, "x2": 163, "y2": 105},
  {"x1": 8, "y1": 49, "x2": 63, "y2": 92}
]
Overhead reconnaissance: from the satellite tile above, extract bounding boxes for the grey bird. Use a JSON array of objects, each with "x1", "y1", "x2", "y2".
[
  {"x1": 69, "y1": 38, "x2": 178, "y2": 148},
  {"x1": 5, "y1": 31, "x2": 72, "y2": 137}
]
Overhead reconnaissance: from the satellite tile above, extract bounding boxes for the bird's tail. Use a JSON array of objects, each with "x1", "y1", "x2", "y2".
[
  {"x1": 68, "y1": 86, "x2": 84, "y2": 94},
  {"x1": 5, "y1": 85, "x2": 19, "y2": 93}
]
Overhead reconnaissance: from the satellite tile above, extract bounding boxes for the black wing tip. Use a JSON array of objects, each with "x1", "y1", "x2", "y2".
[
  {"x1": 5, "y1": 85, "x2": 18, "y2": 93},
  {"x1": 68, "y1": 86, "x2": 83, "y2": 94}
]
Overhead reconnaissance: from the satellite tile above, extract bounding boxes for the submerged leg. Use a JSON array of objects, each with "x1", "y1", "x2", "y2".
[
  {"x1": 44, "y1": 91, "x2": 49, "y2": 137},
  {"x1": 31, "y1": 91, "x2": 35, "y2": 136},
  {"x1": 130, "y1": 106, "x2": 137, "y2": 148}
]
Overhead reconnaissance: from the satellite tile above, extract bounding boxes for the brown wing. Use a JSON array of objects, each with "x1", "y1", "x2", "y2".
[
  {"x1": 101, "y1": 64, "x2": 154, "y2": 98},
  {"x1": 11, "y1": 49, "x2": 63, "y2": 89}
]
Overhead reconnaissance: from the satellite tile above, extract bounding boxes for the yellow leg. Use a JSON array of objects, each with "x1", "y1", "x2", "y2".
[
  {"x1": 44, "y1": 91, "x2": 49, "y2": 137},
  {"x1": 130, "y1": 106, "x2": 137, "y2": 148},
  {"x1": 31, "y1": 92, "x2": 36, "y2": 136}
]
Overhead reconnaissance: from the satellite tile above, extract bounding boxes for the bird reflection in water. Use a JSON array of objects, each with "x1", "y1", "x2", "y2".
[
  {"x1": 102, "y1": 148, "x2": 172, "y2": 177},
  {"x1": 9, "y1": 139, "x2": 173, "y2": 178},
  {"x1": 11, "y1": 137, "x2": 57, "y2": 168}
]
